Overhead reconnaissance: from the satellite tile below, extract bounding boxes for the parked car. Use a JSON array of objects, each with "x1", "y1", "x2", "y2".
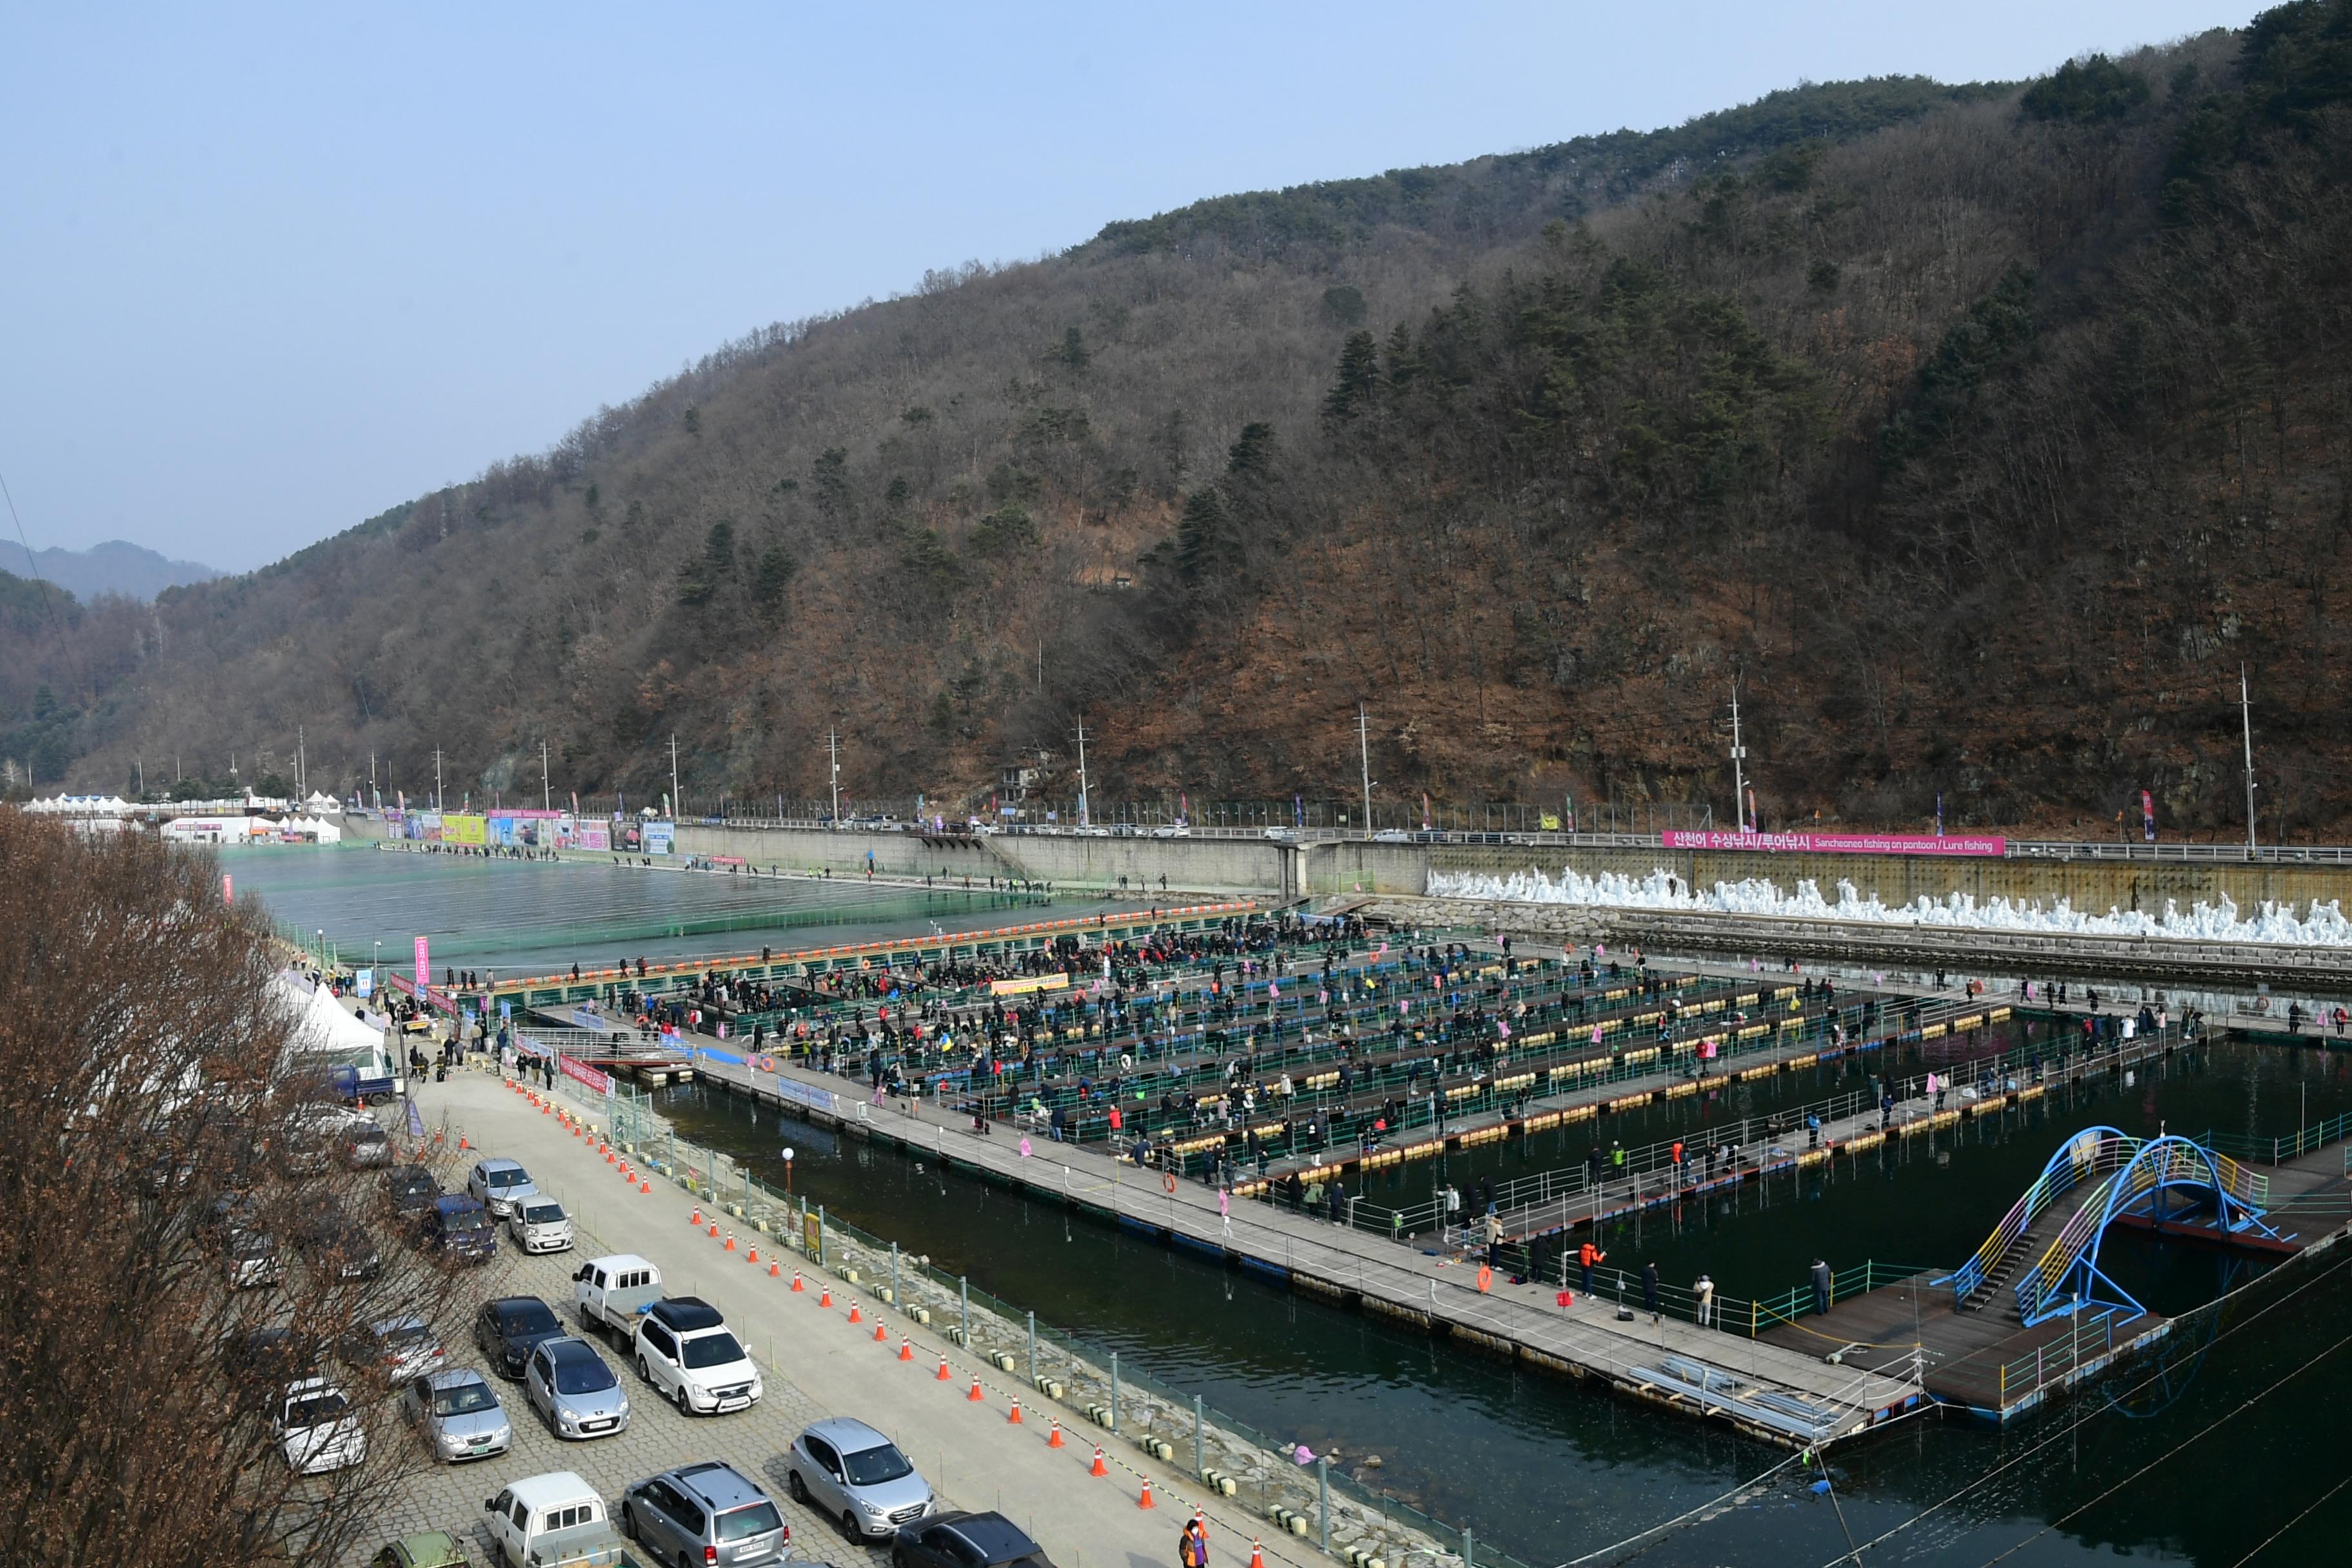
[
  {"x1": 418, "y1": 1195, "x2": 497, "y2": 1262},
  {"x1": 343, "y1": 1313, "x2": 447, "y2": 1383},
  {"x1": 475, "y1": 1295, "x2": 566, "y2": 1380},
  {"x1": 295, "y1": 1196, "x2": 383, "y2": 1280},
  {"x1": 631, "y1": 1296, "x2": 762, "y2": 1415},
  {"x1": 484, "y1": 1472, "x2": 620, "y2": 1568},
  {"x1": 467, "y1": 1158, "x2": 539, "y2": 1219},
  {"x1": 344, "y1": 1121, "x2": 393, "y2": 1167},
  {"x1": 366, "y1": 1531, "x2": 475, "y2": 1568},
  {"x1": 223, "y1": 1225, "x2": 285, "y2": 1290},
  {"x1": 890, "y1": 1511, "x2": 1054, "y2": 1568},
  {"x1": 275, "y1": 1376, "x2": 368, "y2": 1475},
  {"x1": 621, "y1": 1460, "x2": 791, "y2": 1567},
  {"x1": 402, "y1": 1367, "x2": 512, "y2": 1464},
  {"x1": 572, "y1": 1253, "x2": 662, "y2": 1337},
  {"x1": 382, "y1": 1164, "x2": 442, "y2": 1220},
  {"x1": 789, "y1": 1417, "x2": 934, "y2": 1540},
  {"x1": 507, "y1": 1195, "x2": 574, "y2": 1254},
  {"x1": 524, "y1": 1336, "x2": 631, "y2": 1440}
]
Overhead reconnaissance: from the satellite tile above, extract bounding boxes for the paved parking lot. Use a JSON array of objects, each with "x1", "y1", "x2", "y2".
[
  {"x1": 369, "y1": 1072, "x2": 1275, "y2": 1568},
  {"x1": 366, "y1": 1218, "x2": 891, "y2": 1568}
]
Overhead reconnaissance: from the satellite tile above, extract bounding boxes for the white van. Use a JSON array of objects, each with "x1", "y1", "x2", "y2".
[{"x1": 484, "y1": 1471, "x2": 620, "y2": 1568}]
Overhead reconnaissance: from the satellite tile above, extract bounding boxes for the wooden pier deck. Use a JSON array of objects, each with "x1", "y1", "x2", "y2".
[{"x1": 680, "y1": 1053, "x2": 1923, "y2": 1449}]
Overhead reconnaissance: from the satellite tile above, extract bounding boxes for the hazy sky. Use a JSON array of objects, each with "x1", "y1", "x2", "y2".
[{"x1": 3, "y1": 3, "x2": 2263, "y2": 573}]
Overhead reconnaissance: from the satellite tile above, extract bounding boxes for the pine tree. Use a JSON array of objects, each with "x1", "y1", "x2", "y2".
[{"x1": 1323, "y1": 331, "x2": 1380, "y2": 421}]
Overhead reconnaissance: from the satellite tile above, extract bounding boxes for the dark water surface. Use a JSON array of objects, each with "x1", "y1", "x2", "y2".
[{"x1": 664, "y1": 1041, "x2": 2352, "y2": 1567}]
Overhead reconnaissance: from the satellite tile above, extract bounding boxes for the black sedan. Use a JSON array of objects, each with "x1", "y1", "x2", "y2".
[
  {"x1": 893, "y1": 1511, "x2": 1055, "y2": 1568},
  {"x1": 381, "y1": 1165, "x2": 441, "y2": 1220},
  {"x1": 473, "y1": 1295, "x2": 565, "y2": 1380}
]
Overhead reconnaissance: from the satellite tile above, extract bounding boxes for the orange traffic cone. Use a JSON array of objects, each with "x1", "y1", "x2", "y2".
[
  {"x1": 640, "y1": 1179, "x2": 651, "y2": 1193},
  {"x1": 458, "y1": 1135, "x2": 469, "y2": 1150},
  {"x1": 967, "y1": 1376, "x2": 985, "y2": 1402},
  {"x1": 873, "y1": 1322, "x2": 888, "y2": 1343},
  {"x1": 747, "y1": 1245, "x2": 759, "y2": 1264},
  {"x1": 848, "y1": 1302, "x2": 863, "y2": 1324},
  {"x1": 1090, "y1": 1447, "x2": 1109, "y2": 1478},
  {"x1": 769, "y1": 1260, "x2": 781, "y2": 1277},
  {"x1": 1007, "y1": 1398, "x2": 1023, "y2": 1424},
  {"x1": 899, "y1": 1337, "x2": 914, "y2": 1361},
  {"x1": 936, "y1": 1355, "x2": 952, "y2": 1381},
  {"x1": 708, "y1": 1221, "x2": 719, "y2": 1239},
  {"x1": 725, "y1": 1232, "x2": 736, "y2": 1253},
  {"x1": 1249, "y1": 1542, "x2": 1264, "y2": 1568},
  {"x1": 1047, "y1": 1421, "x2": 1064, "y2": 1449},
  {"x1": 819, "y1": 1287, "x2": 833, "y2": 1308},
  {"x1": 691, "y1": 1207, "x2": 703, "y2": 1228},
  {"x1": 1137, "y1": 1479, "x2": 1155, "y2": 1509},
  {"x1": 792, "y1": 1271, "x2": 805, "y2": 1293}
]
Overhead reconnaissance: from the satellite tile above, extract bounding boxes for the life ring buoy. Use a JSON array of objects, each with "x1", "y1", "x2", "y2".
[
  {"x1": 1476, "y1": 1265, "x2": 1494, "y2": 1293},
  {"x1": 1163, "y1": 1172, "x2": 1178, "y2": 1194},
  {"x1": 760, "y1": 1055, "x2": 776, "y2": 1073}
]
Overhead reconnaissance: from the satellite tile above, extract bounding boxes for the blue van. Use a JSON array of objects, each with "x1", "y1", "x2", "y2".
[{"x1": 419, "y1": 1195, "x2": 497, "y2": 1263}]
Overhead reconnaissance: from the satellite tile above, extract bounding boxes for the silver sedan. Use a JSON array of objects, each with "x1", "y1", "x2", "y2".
[
  {"x1": 524, "y1": 1335, "x2": 631, "y2": 1440},
  {"x1": 402, "y1": 1367, "x2": 512, "y2": 1463}
]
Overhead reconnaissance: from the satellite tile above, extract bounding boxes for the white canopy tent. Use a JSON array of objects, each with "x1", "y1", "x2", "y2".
[
  {"x1": 282, "y1": 975, "x2": 387, "y2": 1056},
  {"x1": 304, "y1": 791, "x2": 343, "y2": 816}
]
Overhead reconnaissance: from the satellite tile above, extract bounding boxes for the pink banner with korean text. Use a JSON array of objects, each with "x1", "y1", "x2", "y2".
[
  {"x1": 1661, "y1": 830, "x2": 2006, "y2": 858},
  {"x1": 558, "y1": 1055, "x2": 612, "y2": 1095}
]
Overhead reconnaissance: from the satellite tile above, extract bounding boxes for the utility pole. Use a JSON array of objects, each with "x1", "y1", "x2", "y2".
[
  {"x1": 368, "y1": 751, "x2": 378, "y2": 812},
  {"x1": 2241, "y1": 665, "x2": 2259, "y2": 858},
  {"x1": 1073, "y1": 721, "x2": 1092, "y2": 828},
  {"x1": 295, "y1": 725, "x2": 305, "y2": 799},
  {"x1": 1728, "y1": 686, "x2": 1748, "y2": 833},
  {"x1": 1357, "y1": 705, "x2": 1373, "y2": 833},
  {"x1": 827, "y1": 729, "x2": 841, "y2": 825},
  {"x1": 433, "y1": 748, "x2": 443, "y2": 812},
  {"x1": 542, "y1": 740, "x2": 552, "y2": 812},
  {"x1": 669, "y1": 734, "x2": 681, "y2": 821}
]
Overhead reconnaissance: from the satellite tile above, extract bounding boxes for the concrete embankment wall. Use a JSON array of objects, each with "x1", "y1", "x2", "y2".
[
  {"x1": 345, "y1": 810, "x2": 2352, "y2": 918},
  {"x1": 1428, "y1": 844, "x2": 2352, "y2": 917},
  {"x1": 673, "y1": 825, "x2": 1297, "y2": 899}
]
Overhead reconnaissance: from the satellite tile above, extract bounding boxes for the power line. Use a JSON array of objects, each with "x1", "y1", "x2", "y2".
[
  {"x1": 1970, "y1": 1325, "x2": 2352, "y2": 1567},
  {"x1": 2226, "y1": 1470, "x2": 2352, "y2": 1567},
  {"x1": 1810, "y1": 1247, "x2": 2352, "y2": 1568}
]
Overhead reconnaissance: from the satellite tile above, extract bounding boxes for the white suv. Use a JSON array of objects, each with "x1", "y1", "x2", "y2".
[{"x1": 631, "y1": 1296, "x2": 762, "y2": 1415}]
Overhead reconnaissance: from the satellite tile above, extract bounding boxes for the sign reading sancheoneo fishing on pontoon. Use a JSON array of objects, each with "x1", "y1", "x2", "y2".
[{"x1": 1662, "y1": 830, "x2": 2007, "y2": 858}]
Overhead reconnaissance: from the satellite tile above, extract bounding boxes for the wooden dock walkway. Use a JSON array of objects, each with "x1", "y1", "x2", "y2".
[{"x1": 680, "y1": 1053, "x2": 1923, "y2": 1449}]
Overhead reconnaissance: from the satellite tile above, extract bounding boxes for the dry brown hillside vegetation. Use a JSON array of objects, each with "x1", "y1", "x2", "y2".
[{"x1": 16, "y1": 2, "x2": 2352, "y2": 836}]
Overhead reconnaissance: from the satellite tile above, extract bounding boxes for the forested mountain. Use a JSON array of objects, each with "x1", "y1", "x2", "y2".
[
  {"x1": 2, "y1": 540, "x2": 220, "y2": 603},
  {"x1": 19, "y1": 3, "x2": 2352, "y2": 836}
]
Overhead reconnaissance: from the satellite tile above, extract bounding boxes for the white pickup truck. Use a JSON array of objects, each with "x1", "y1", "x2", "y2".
[
  {"x1": 484, "y1": 1471, "x2": 627, "y2": 1568},
  {"x1": 571, "y1": 1254, "x2": 662, "y2": 1339}
]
